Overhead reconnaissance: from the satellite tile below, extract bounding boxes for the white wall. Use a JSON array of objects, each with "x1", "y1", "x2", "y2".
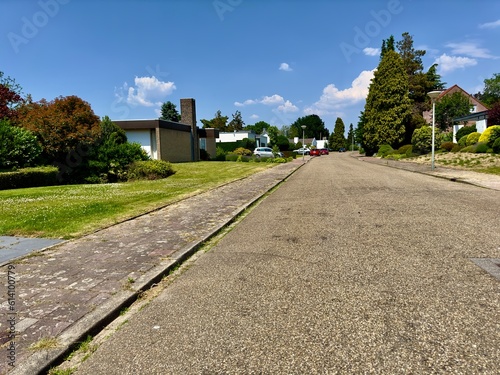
[{"x1": 126, "y1": 130, "x2": 157, "y2": 159}]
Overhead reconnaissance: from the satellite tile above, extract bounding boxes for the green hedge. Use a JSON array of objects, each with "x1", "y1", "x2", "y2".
[{"x1": 0, "y1": 166, "x2": 59, "y2": 190}]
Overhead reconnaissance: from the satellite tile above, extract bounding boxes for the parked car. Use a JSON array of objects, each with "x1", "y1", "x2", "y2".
[
  {"x1": 339, "y1": 147, "x2": 346, "y2": 152},
  {"x1": 319, "y1": 148, "x2": 329, "y2": 155},
  {"x1": 253, "y1": 147, "x2": 275, "y2": 158},
  {"x1": 293, "y1": 147, "x2": 310, "y2": 155},
  {"x1": 310, "y1": 148, "x2": 321, "y2": 156},
  {"x1": 275, "y1": 151, "x2": 284, "y2": 158}
]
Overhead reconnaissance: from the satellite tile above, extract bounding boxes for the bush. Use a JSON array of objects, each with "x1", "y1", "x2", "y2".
[
  {"x1": 396, "y1": 144, "x2": 412, "y2": 155},
  {"x1": 441, "y1": 132, "x2": 453, "y2": 142},
  {"x1": 478, "y1": 125, "x2": 500, "y2": 146},
  {"x1": 214, "y1": 147, "x2": 226, "y2": 161},
  {"x1": 455, "y1": 125, "x2": 476, "y2": 143},
  {"x1": 225, "y1": 153, "x2": 239, "y2": 162},
  {"x1": 440, "y1": 142, "x2": 455, "y2": 152},
  {"x1": 233, "y1": 147, "x2": 252, "y2": 156},
  {"x1": 411, "y1": 126, "x2": 433, "y2": 154},
  {"x1": 466, "y1": 132, "x2": 481, "y2": 146},
  {"x1": 475, "y1": 143, "x2": 488, "y2": 153},
  {"x1": 377, "y1": 144, "x2": 394, "y2": 157},
  {"x1": 0, "y1": 119, "x2": 42, "y2": 169},
  {"x1": 200, "y1": 149, "x2": 210, "y2": 161},
  {"x1": 493, "y1": 137, "x2": 500, "y2": 154},
  {"x1": 451, "y1": 144, "x2": 462, "y2": 153},
  {"x1": 0, "y1": 166, "x2": 59, "y2": 190},
  {"x1": 460, "y1": 145, "x2": 477, "y2": 153},
  {"x1": 127, "y1": 160, "x2": 175, "y2": 180},
  {"x1": 458, "y1": 135, "x2": 468, "y2": 147}
]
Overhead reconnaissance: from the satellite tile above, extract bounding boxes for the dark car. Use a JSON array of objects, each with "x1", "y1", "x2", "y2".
[
  {"x1": 338, "y1": 147, "x2": 346, "y2": 152},
  {"x1": 319, "y1": 148, "x2": 329, "y2": 155},
  {"x1": 310, "y1": 148, "x2": 321, "y2": 156}
]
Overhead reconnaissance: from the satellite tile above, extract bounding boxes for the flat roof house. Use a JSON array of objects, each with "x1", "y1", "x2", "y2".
[{"x1": 113, "y1": 98, "x2": 219, "y2": 162}]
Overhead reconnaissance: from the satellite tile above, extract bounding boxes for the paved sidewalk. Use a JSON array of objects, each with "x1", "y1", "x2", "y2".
[
  {"x1": 355, "y1": 154, "x2": 500, "y2": 191},
  {"x1": 1, "y1": 160, "x2": 304, "y2": 375}
]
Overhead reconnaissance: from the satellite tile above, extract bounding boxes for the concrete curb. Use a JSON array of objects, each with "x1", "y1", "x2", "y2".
[{"x1": 9, "y1": 161, "x2": 305, "y2": 375}]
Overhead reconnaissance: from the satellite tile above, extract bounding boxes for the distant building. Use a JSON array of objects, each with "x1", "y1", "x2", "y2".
[{"x1": 423, "y1": 85, "x2": 489, "y2": 142}]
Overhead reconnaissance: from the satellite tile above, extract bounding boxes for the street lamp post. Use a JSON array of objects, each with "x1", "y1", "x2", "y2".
[
  {"x1": 301, "y1": 125, "x2": 306, "y2": 162},
  {"x1": 427, "y1": 91, "x2": 442, "y2": 171}
]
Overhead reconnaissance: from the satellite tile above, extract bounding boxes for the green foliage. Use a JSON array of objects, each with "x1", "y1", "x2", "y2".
[
  {"x1": 291, "y1": 114, "x2": 329, "y2": 140},
  {"x1": 127, "y1": 160, "x2": 175, "y2": 180},
  {"x1": 214, "y1": 146, "x2": 226, "y2": 161},
  {"x1": 227, "y1": 110, "x2": 245, "y2": 132},
  {"x1": 245, "y1": 121, "x2": 270, "y2": 135},
  {"x1": 466, "y1": 132, "x2": 481, "y2": 146},
  {"x1": 363, "y1": 50, "x2": 412, "y2": 154},
  {"x1": 238, "y1": 138, "x2": 256, "y2": 150},
  {"x1": 435, "y1": 92, "x2": 472, "y2": 131},
  {"x1": 492, "y1": 137, "x2": 500, "y2": 153},
  {"x1": 411, "y1": 126, "x2": 435, "y2": 154},
  {"x1": 455, "y1": 125, "x2": 476, "y2": 143},
  {"x1": 377, "y1": 144, "x2": 394, "y2": 157},
  {"x1": 82, "y1": 117, "x2": 149, "y2": 183},
  {"x1": 0, "y1": 166, "x2": 58, "y2": 190},
  {"x1": 233, "y1": 147, "x2": 252, "y2": 156},
  {"x1": 225, "y1": 153, "x2": 239, "y2": 162},
  {"x1": 440, "y1": 131, "x2": 453, "y2": 142},
  {"x1": 201, "y1": 110, "x2": 228, "y2": 130},
  {"x1": 440, "y1": 142, "x2": 455, "y2": 152},
  {"x1": 0, "y1": 119, "x2": 41, "y2": 168},
  {"x1": 199, "y1": 149, "x2": 210, "y2": 161},
  {"x1": 451, "y1": 144, "x2": 462, "y2": 153},
  {"x1": 396, "y1": 144, "x2": 412, "y2": 155},
  {"x1": 475, "y1": 143, "x2": 488, "y2": 153},
  {"x1": 274, "y1": 134, "x2": 291, "y2": 151},
  {"x1": 159, "y1": 101, "x2": 180, "y2": 122},
  {"x1": 478, "y1": 125, "x2": 500, "y2": 146},
  {"x1": 458, "y1": 135, "x2": 468, "y2": 147},
  {"x1": 459, "y1": 145, "x2": 477, "y2": 153},
  {"x1": 329, "y1": 117, "x2": 346, "y2": 151},
  {"x1": 477, "y1": 73, "x2": 500, "y2": 107}
]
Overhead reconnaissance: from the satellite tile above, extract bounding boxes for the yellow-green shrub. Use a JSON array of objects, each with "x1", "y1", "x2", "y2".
[
  {"x1": 478, "y1": 125, "x2": 500, "y2": 145},
  {"x1": 466, "y1": 132, "x2": 481, "y2": 146}
]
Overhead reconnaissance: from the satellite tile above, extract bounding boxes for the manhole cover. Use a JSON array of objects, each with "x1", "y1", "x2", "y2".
[{"x1": 470, "y1": 258, "x2": 500, "y2": 281}]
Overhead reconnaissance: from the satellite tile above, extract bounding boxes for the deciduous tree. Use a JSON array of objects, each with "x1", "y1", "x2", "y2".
[
  {"x1": 201, "y1": 110, "x2": 229, "y2": 131},
  {"x1": 227, "y1": 110, "x2": 244, "y2": 131},
  {"x1": 435, "y1": 92, "x2": 471, "y2": 131},
  {"x1": 0, "y1": 71, "x2": 24, "y2": 120},
  {"x1": 291, "y1": 115, "x2": 329, "y2": 140}
]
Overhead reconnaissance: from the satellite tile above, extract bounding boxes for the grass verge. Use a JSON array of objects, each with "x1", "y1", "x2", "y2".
[{"x1": 0, "y1": 162, "x2": 273, "y2": 239}]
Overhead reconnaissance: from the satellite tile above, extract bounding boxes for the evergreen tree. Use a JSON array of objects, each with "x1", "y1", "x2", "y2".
[
  {"x1": 159, "y1": 101, "x2": 180, "y2": 122},
  {"x1": 380, "y1": 35, "x2": 395, "y2": 60},
  {"x1": 328, "y1": 117, "x2": 346, "y2": 151},
  {"x1": 346, "y1": 123, "x2": 355, "y2": 150},
  {"x1": 227, "y1": 110, "x2": 245, "y2": 131},
  {"x1": 363, "y1": 50, "x2": 412, "y2": 155},
  {"x1": 425, "y1": 64, "x2": 446, "y2": 91}
]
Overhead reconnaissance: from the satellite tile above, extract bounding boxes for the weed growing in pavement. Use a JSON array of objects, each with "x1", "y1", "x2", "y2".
[{"x1": 29, "y1": 337, "x2": 58, "y2": 351}]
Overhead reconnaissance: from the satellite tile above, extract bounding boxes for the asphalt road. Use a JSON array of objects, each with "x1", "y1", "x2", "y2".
[{"x1": 76, "y1": 153, "x2": 500, "y2": 374}]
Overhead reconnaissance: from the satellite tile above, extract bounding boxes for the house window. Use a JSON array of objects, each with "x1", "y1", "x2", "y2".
[{"x1": 199, "y1": 138, "x2": 206, "y2": 150}]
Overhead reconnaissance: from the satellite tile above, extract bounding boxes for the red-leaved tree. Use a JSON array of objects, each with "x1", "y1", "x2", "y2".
[
  {"x1": 16, "y1": 95, "x2": 100, "y2": 162},
  {"x1": 0, "y1": 72, "x2": 24, "y2": 120}
]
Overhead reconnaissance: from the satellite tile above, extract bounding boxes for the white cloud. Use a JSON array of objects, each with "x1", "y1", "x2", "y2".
[
  {"x1": 121, "y1": 76, "x2": 176, "y2": 107},
  {"x1": 250, "y1": 114, "x2": 259, "y2": 119},
  {"x1": 304, "y1": 70, "x2": 374, "y2": 116},
  {"x1": 434, "y1": 54, "x2": 477, "y2": 74},
  {"x1": 445, "y1": 42, "x2": 496, "y2": 59},
  {"x1": 261, "y1": 94, "x2": 285, "y2": 105},
  {"x1": 363, "y1": 47, "x2": 379, "y2": 56},
  {"x1": 276, "y1": 100, "x2": 298, "y2": 113},
  {"x1": 279, "y1": 62, "x2": 292, "y2": 71},
  {"x1": 479, "y1": 19, "x2": 500, "y2": 29},
  {"x1": 234, "y1": 99, "x2": 256, "y2": 106}
]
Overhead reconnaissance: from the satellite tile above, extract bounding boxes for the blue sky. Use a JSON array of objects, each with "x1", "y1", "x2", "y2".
[{"x1": 2, "y1": 0, "x2": 500, "y2": 134}]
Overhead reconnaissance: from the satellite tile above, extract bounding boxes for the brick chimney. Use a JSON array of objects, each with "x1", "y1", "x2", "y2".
[{"x1": 180, "y1": 98, "x2": 199, "y2": 161}]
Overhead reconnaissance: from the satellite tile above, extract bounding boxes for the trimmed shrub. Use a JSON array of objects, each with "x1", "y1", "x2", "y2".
[
  {"x1": 455, "y1": 125, "x2": 476, "y2": 143},
  {"x1": 451, "y1": 144, "x2": 462, "y2": 153},
  {"x1": 475, "y1": 143, "x2": 488, "y2": 153},
  {"x1": 411, "y1": 126, "x2": 433, "y2": 154},
  {"x1": 396, "y1": 144, "x2": 412, "y2": 155},
  {"x1": 225, "y1": 153, "x2": 239, "y2": 162},
  {"x1": 214, "y1": 147, "x2": 226, "y2": 161},
  {"x1": 233, "y1": 147, "x2": 252, "y2": 156},
  {"x1": 0, "y1": 166, "x2": 59, "y2": 190},
  {"x1": 478, "y1": 125, "x2": 500, "y2": 146},
  {"x1": 440, "y1": 142, "x2": 455, "y2": 152},
  {"x1": 127, "y1": 160, "x2": 175, "y2": 180},
  {"x1": 493, "y1": 137, "x2": 500, "y2": 154},
  {"x1": 460, "y1": 145, "x2": 476, "y2": 153},
  {"x1": 377, "y1": 144, "x2": 394, "y2": 157},
  {"x1": 458, "y1": 135, "x2": 468, "y2": 147},
  {"x1": 466, "y1": 132, "x2": 481, "y2": 146}
]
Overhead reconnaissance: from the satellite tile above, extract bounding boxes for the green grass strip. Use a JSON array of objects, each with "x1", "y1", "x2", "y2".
[{"x1": 0, "y1": 162, "x2": 273, "y2": 239}]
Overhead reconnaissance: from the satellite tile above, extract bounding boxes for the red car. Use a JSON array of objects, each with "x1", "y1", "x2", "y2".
[
  {"x1": 319, "y1": 148, "x2": 329, "y2": 155},
  {"x1": 310, "y1": 148, "x2": 321, "y2": 156}
]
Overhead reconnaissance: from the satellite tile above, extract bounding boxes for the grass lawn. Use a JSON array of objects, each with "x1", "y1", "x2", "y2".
[{"x1": 0, "y1": 162, "x2": 274, "y2": 239}]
